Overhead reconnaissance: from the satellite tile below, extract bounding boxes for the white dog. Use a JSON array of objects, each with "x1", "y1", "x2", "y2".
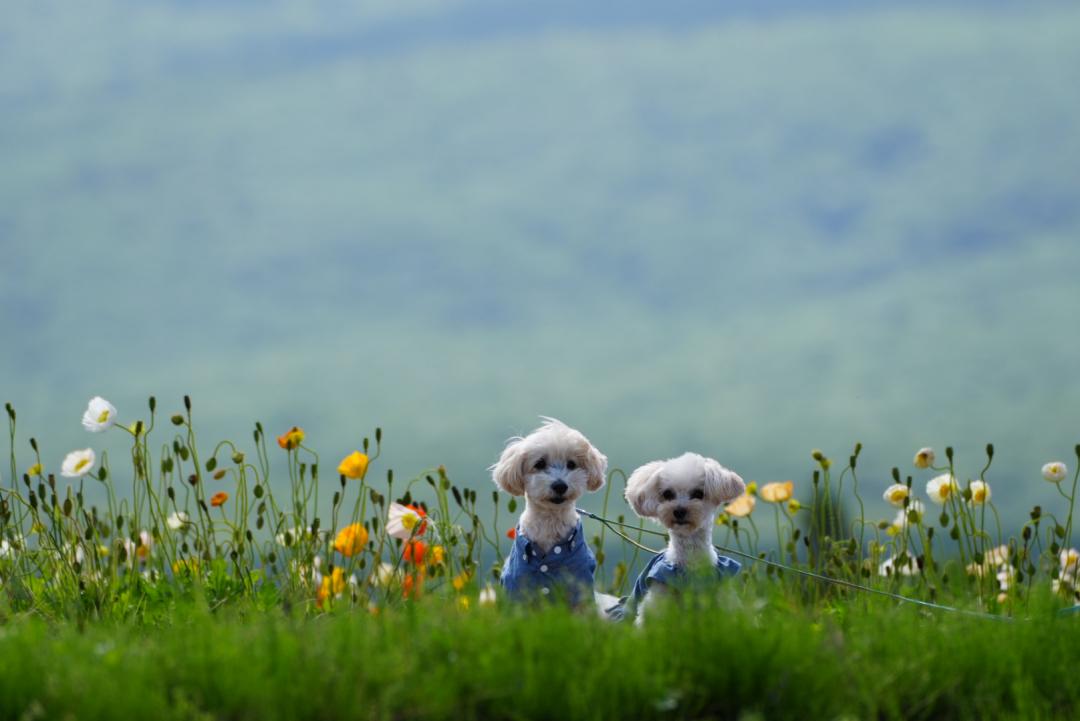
[
  {"x1": 492, "y1": 418, "x2": 607, "y2": 606},
  {"x1": 623, "y1": 452, "x2": 745, "y2": 620}
]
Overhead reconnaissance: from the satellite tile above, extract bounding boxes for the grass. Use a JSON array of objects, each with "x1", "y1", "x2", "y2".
[{"x1": 1, "y1": 589, "x2": 1079, "y2": 721}]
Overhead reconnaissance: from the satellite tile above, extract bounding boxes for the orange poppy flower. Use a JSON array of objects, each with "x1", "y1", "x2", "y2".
[
  {"x1": 402, "y1": 572, "x2": 423, "y2": 599},
  {"x1": 277, "y1": 426, "x2": 305, "y2": 450},
  {"x1": 403, "y1": 539, "x2": 427, "y2": 565},
  {"x1": 506, "y1": 527, "x2": 517, "y2": 540},
  {"x1": 210, "y1": 491, "x2": 228, "y2": 507}
]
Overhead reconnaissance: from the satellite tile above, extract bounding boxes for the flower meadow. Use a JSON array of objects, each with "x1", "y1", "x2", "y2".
[
  {"x1": 6, "y1": 396, "x2": 1080, "y2": 720},
  {"x1": 3, "y1": 396, "x2": 1080, "y2": 621}
]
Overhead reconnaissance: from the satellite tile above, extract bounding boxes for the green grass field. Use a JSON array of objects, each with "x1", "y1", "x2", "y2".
[{"x1": 2, "y1": 591, "x2": 1079, "y2": 721}]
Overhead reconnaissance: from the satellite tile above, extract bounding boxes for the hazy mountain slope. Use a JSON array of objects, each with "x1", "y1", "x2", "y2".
[{"x1": 2, "y1": 2, "x2": 1079, "y2": 523}]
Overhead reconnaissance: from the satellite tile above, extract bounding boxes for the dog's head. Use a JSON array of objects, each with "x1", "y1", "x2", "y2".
[
  {"x1": 625, "y1": 453, "x2": 744, "y2": 535},
  {"x1": 491, "y1": 418, "x2": 607, "y2": 509}
]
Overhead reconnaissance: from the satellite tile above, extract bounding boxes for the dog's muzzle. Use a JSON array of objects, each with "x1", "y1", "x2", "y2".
[{"x1": 549, "y1": 480, "x2": 569, "y2": 503}]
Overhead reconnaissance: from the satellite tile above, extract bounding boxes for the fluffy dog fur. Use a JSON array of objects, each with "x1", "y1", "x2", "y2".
[
  {"x1": 491, "y1": 417, "x2": 607, "y2": 552},
  {"x1": 624, "y1": 452, "x2": 745, "y2": 617}
]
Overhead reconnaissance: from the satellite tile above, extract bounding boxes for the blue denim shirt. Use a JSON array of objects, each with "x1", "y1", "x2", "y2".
[
  {"x1": 500, "y1": 520, "x2": 596, "y2": 606},
  {"x1": 603, "y1": 550, "x2": 740, "y2": 620},
  {"x1": 632, "y1": 550, "x2": 740, "y2": 607}
]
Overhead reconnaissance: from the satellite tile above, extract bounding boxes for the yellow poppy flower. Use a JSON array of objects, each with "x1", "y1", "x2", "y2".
[
  {"x1": 725, "y1": 493, "x2": 756, "y2": 517},
  {"x1": 759, "y1": 481, "x2": 794, "y2": 503},
  {"x1": 337, "y1": 451, "x2": 370, "y2": 480},
  {"x1": 333, "y1": 523, "x2": 369, "y2": 558}
]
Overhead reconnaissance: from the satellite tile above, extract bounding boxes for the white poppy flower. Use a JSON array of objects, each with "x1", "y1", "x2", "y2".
[
  {"x1": 1061, "y1": 548, "x2": 1080, "y2": 572},
  {"x1": 968, "y1": 480, "x2": 991, "y2": 505},
  {"x1": 892, "y1": 500, "x2": 925, "y2": 530},
  {"x1": 879, "y1": 555, "x2": 919, "y2": 576},
  {"x1": 60, "y1": 448, "x2": 96, "y2": 478},
  {"x1": 81, "y1": 397, "x2": 117, "y2": 433},
  {"x1": 883, "y1": 484, "x2": 910, "y2": 508},
  {"x1": 996, "y1": 565, "x2": 1015, "y2": 592},
  {"x1": 984, "y1": 545, "x2": 1010, "y2": 567},
  {"x1": 914, "y1": 447, "x2": 935, "y2": 469},
  {"x1": 479, "y1": 584, "x2": 497, "y2": 606},
  {"x1": 275, "y1": 525, "x2": 323, "y2": 547},
  {"x1": 1043, "y1": 462, "x2": 1068, "y2": 483},
  {"x1": 926, "y1": 474, "x2": 958, "y2": 504},
  {"x1": 166, "y1": 511, "x2": 191, "y2": 531},
  {"x1": 386, "y1": 503, "x2": 426, "y2": 540},
  {"x1": 369, "y1": 562, "x2": 401, "y2": 587}
]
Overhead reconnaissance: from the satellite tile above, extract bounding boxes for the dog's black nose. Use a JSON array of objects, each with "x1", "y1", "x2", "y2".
[
  {"x1": 551, "y1": 480, "x2": 569, "y2": 495},
  {"x1": 673, "y1": 507, "x2": 688, "y2": 521}
]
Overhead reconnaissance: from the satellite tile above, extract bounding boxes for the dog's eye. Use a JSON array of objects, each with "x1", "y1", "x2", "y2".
[
  {"x1": 533, "y1": 458, "x2": 547, "y2": 471},
  {"x1": 566, "y1": 460, "x2": 577, "y2": 471},
  {"x1": 661, "y1": 489, "x2": 675, "y2": 501},
  {"x1": 690, "y1": 488, "x2": 705, "y2": 500}
]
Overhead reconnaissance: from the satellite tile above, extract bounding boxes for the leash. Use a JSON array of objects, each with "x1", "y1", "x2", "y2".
[{"x1": 576, "y1": 508, "x2": 1012, "y2": 621}]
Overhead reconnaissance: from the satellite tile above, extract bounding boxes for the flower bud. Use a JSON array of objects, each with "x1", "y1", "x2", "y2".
[
  {"x1": 183, "y1": 395, "x2": 191, "y2": 411},
  {"x1": 986, "y1": 443, "x2": 994, "y2": 460},
  {"x1": 149, "y1": 396, "x2": 156, "y2": 413},
  {"x1": 171, "y1": 414, "x2": 184, "y2": 426},
  {"x1": 212, "y1": 469, "x2": 226, "y2": 481},
  {"x1": 232, "y1": 452, "x2": 244, "y2": 465}
]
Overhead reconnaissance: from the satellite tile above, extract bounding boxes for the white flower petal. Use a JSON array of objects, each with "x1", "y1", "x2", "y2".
[
  {"x1": 81, "y1": 397, "x2": 117, "y2": 433},
  {"x1": 1043, "y1": 462, "x2": 1068, "y2": 483},
  {"x1": 60, "y1": 448, "x2": 97, "y2": 478},
  {"x1": 925, "y1": 474, "x2": 958, "y2": 505},
  {"x1": 883, "y1": 484, "x2": 910, "y2": 508}
]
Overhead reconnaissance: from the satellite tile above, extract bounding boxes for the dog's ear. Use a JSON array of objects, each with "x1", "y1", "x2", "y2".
[
  {"x1": 702, "y1": 458, "x2": 745, "y2": 505},
  {"x1": 625, "y1": 460, "x2": 665, "y2": 518},
  {"x1": 492, "y1": 438, "x2": 527, "y2": 496},
  {"x1": 583, "y1": 443, "x2": 608, "y2": 492}
]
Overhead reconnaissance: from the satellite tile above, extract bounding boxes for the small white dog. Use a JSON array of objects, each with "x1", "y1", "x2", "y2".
[
  {"x1": 623, "y1": 452, "x2": 745, "y2": 620},
  {"x1": 492, "y1": 418, "x2": 607, "y2": 606}
]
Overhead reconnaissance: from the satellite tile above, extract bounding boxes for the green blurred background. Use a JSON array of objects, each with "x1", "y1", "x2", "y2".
[{"x1": 3, "y1": 0, "x2": 1079, "y2": 526}]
